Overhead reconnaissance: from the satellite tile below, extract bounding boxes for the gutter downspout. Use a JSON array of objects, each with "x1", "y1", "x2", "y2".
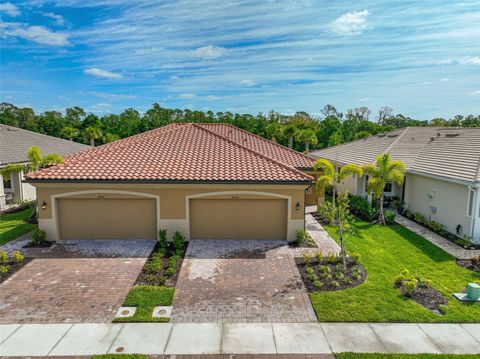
[{"x1": 469, "y1": 185, "x2": 479, "y2": 244}]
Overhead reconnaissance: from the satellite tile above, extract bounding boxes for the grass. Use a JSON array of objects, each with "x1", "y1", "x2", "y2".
[
  {"x1": 336, "y1": 354, "x2": 480, "y2": 359},
  {"x1": 113, "y1": 285, "x2": 175, "y2": 323},
  {"x1": 0, "y1": 207, "x2": 36, "y2": 245},
  {"x1": 309, "y1": 220, "x2": 480, "y2": 322}
]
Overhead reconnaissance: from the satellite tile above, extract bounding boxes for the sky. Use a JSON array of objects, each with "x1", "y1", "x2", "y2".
[{"x1": 0, "y1": 0, "x2": 479, "y2": 119}]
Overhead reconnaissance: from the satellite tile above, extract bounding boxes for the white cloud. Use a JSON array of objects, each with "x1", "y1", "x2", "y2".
[
  {"x1": 178, "y1": 93, "x2": 196, "y2": 99},
  {"x1": 193, "y1": 45, "x2": 226, "y2": 59},
  {"x1": 84, "y1": 67, "x2": 122, "y2": 79},
  {"x1": 440, "y1": 78, "x2": 449, "y2": 82},
  {"x1": 205, "y1": 95, "x2": 220, "y2": 100},
  {"x1": 331, "y1": 10, "x2": 369, "y2": 35},
  {"x1": 359, "y1": 97, "x2": 370, "y2": 102},
  {"x1": 3, "y1": 24, "x2": 69, "y2": 46},
  {"x1": 0, "y1": 2, "x2": 20, "y2": 17},
  {"x1": 42, "y1": 12, "x2": 65, "y2": 26},
  {"x1": 460, "y1": 56, "x2": 480, "y2": 65},
  {"x1": 240, "y1": 79, "x2": 255, "y2": 86},
  {"x1": 91, "y1": 91, "x2": 136, "y2": 99},
  {"x1": 470, "y1": 90, "x2": 480, "y2": 96}
]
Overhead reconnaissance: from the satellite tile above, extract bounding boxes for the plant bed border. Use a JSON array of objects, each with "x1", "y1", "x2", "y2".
[
  {"x1": 0, "y1": 258, "x2": 32, "y2": 284},
  {"x1": 296, "y1": 256, "x2": 367, "y2": 292}
]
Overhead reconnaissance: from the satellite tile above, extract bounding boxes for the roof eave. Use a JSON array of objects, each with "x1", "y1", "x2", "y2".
[
  {"x1": 25, "y1": 178, "x2": 314, "y2": 185},
  {"x1": 406, "y1": 169, "x2": 479, "y2": 187}
]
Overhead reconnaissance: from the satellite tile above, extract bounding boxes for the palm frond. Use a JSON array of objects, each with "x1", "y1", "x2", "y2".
[
  {"x1": 389, "y1": 169, "x2": 405, "y2": 185},
  {"x1": 316, "y1": 175, "x2": 334, "y2": 194},
  {"x1": 339, "y1": 164, "x2": 363, "y2": 181},
  {"x1": 313, "y1": 158, "x2": 335, "y2": 178},
  {"x1": 0, "y1": 163, "x2": 26, "y2": 179},
  {"x1": 388, "y1": 160, "x2": 406, "y2": 173},
  {"x1": 366, "y1": 177, "x2": 385, "y2": 198},
  {"x1": 362, "y1": 163, "x2": 379, "y2": 177}
]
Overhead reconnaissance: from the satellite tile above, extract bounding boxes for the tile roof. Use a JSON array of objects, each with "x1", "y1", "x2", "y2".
[
  {"x1": 0, "y1": 124, "x2": 90, "y2": 166},
  {"x1": 26, "y1": 123, "x2": 313, "y2": 184},
  {"x1": 310, "y1": 127, "x2": 480, "y2": 184}
]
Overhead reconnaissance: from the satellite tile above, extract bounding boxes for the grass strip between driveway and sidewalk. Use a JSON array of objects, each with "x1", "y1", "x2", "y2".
[
  {"x1": 0, "y1": 207, "x2": 36, "y2": 245},
  {"x1": 114, "y1": 285, "x2": 174, "y2": 323},
  {"x1": 309, "y1": 219, "x2": 480, "y2": 322},
  {"x1": 336, "y1": 354, "x2": 480, "y2": 359}
]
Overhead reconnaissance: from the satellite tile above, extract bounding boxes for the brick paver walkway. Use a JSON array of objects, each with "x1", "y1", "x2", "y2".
[
  {"x1": 395, "y1": 214, "x2": 480, "y2": 260},
  {"x1": 305, "y1": 214, "x2": 340, "y2": 255},
  {"x1": 171, "y1": 240, "x2": 317, "y2": 323},
  {"x1": 0, "y1": 258, "x2": 146, "y2": 323}
]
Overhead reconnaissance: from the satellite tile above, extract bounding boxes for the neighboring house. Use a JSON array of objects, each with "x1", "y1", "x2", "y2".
[
  {"x1": 310, "y1": 127, "x2": 480, "y2": 244},
  {"x1": 26, "y1": 123, "x2": 317, "y2": 242},
  {"x1": 0, "y1": 124, "x2": 89, "y2": 210}
]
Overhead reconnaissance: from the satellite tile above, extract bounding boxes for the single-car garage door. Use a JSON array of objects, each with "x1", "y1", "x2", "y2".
[
  {"x1": 58, "y1": 198, "x2": 157, "y2": 239},
  {"x1": 190, "y1": 198, "x2": 287, "y2": 240}
]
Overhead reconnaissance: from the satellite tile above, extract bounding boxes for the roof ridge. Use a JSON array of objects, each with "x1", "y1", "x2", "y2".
[
  {"x1": 27, "y1": 123, "x2": 188, "y2": 178},
  {"x1": 0, "y1": 124, "x2": 89, "y2": 148},
  {"x1": 405, "y1": 127, "x2": 439, "y2": 170},
  {"x1": 197, "y1": 122, "x2": 315, "y2": 165},
  {"x1": 192, "y1": 123, "x2": 313, "y2": 182},
  {"x1": 383, "y1": 126, "x2": 410, "y2": 154}
]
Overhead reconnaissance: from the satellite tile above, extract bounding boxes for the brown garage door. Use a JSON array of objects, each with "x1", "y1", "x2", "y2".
[
  {"x1": 58, "y1": 198, "x2": 156, "y2": 239},
  {"x1": 190, "y1": 198, "x2": 287, "y2": 240}
]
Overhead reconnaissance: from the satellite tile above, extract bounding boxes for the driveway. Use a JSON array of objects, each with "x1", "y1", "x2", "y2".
[
  {"x1": 0, "y1": 240, "x2": 155, "y2": 323},
  {"x1": 171, "y1": 239, "x2": 317, "y2": 323}
]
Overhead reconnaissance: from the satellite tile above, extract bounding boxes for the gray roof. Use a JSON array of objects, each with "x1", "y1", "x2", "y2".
[
  {"x1": 0, "y1": 124, "x2": 90, "y2": 166},
  {"x1": 310, "y1": 127, "x2": 480, "y2": 184}
]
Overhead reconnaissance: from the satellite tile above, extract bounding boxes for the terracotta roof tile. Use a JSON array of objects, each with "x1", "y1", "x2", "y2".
[{"x1": 26, "y1": 123, "x2": 313, "y2": 183}]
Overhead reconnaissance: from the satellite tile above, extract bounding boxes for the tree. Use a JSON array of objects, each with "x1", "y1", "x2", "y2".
[
  {"x1": 336, "y1": 193, "x2": 354, "y2": 272},
  {"x1": 103, "y1": 132, "x2": 120, "y2": 143},
  {"x1": 313, "y1": 159, "x2": 363, "y2": 205},
  {"x1": 377, "y1": 106, "x2": 393, "y2": 125},
  {"x1": 283, "y1": 124, "x2": 298, "y2": 148},
  {"x1": 295, "y1": 128, "x2": 318, "y2": 154},
  {"x1": 363, "y1": 153, "x2": 406, "y2": 225},
  {"x1": 60, "y1": 126, "x2": 79, "y2": 141},
  {"x1": 0, "y1": 146, "x2": 63, "y2": 179},
  {"x1": 84, "y1": 126, "x2": 102, "y2": 146}
]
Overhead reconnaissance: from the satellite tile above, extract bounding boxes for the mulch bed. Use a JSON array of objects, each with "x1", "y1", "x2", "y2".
[
  {"x1": 0, "y1": 258, "x2": 32, "y2": 284},
  {"x1": 456, "y1": 259, "x2": 480, "y2": 273},
  {"x1": 23, "y1": 241, "x2": 55, "y2": 248},
  {"x1": 135, "y1": 242, "x2": 187, "y2": 287},
  {"x1": 311, "y1": 212, "x2": 330, "y2": 227},
  {"x1": 397, "y1": 283, "x2": 448, "y2": 315},
  {"x1": 296, "y1": 256, "x2": 366, "y2": 292}
]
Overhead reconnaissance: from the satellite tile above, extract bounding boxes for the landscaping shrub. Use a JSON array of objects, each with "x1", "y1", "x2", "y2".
[
  {"x1": 158, "y1": 229, "x2": 168, "y2": 253},
  {"x1": 413, "y1": 212, "x2": 426, "y2": 225},
  {"x1": 427, "y1": 220, "x2": 443, "y2": 232},
  {"x1": 0, "y1": 251, "x2": 8, "y2": 264},
  {"x1": 172, "y1": 231, "x2": 185, "y2": 255},
  {"x1": 0, "y1": 265, "x2": 9, "y2": 274},
  {"x1": 349, "y1": 195, "x2": 376, "y2": 222},
  {"x1": 12, "y1": 251, "x2": 24, "y2": 263},
  {"x1": 317, "y1": 201, "x2": 337, "y2": 224},
  {"x1": 350, "y1": 251, "x2": 361, "y2": 263},
  {"x1": 384, "y1": 210, "x2": 396, "y2": 225},
  {"x1": 32, "y1": 228, "x2": 48, "y2": 245},
  {"x1": 314, "y1": 250, "x2": 323, "y2": 262},
  {"x1": 295, "y1": 229, "x2": 315, "y2": 247}
]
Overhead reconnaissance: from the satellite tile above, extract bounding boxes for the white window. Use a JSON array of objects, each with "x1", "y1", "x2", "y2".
[{"x1": 467, "y1": 189, "x2": 475, "y2": 217}]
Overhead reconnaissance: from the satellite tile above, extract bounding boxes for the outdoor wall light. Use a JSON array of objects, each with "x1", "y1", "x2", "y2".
[
  {"x1": 296, "y1": 202, "x2": 301, "y2": 210},
  {"x1": 41, "y1": 201, "x2": 47, "y2": 210}
]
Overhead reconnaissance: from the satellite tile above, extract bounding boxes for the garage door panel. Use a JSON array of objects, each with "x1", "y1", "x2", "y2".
[
  {"x1": 58, "y1": 198, "x2": 156, "y2": 240},
  {"x1": 190, "y1": 198, "x2": 287, "y2": 240}
]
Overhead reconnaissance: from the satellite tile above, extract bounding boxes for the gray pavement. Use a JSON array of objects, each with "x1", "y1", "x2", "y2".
[{"x1": 1, "y1": 322, "x2": 479, "y2": 355}]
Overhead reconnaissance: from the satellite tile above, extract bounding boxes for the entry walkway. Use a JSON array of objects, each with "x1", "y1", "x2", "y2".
[
  {"x1": 1, "y1": 322, "x2": 479, "y2": 355},
  {"x1": 395, "y1": 214, "x2": 480, "y2": 260}
]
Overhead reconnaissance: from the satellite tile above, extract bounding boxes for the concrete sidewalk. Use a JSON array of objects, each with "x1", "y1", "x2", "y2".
[{"x1": 1, "y1": 322, "x2": 479, "y2": 356}]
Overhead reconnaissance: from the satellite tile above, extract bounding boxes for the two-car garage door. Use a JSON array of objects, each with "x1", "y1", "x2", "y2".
[
  {"x1": 190, "y1": 198, "x2": 287, "y2": 240},
  {"x1": 58, "y1": 198, "x2": 157, "y2": 240}
]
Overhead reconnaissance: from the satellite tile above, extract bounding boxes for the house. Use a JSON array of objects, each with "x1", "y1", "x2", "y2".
[
  {"x1": 310, "y1": 127, "x2": 480, "y2": 244},
  {"x1": 26, "y1": 123, "x2": 317, "y2": 242},
  {"x1": 0, "y1": 124, "x2": 89, "y2": 210}
]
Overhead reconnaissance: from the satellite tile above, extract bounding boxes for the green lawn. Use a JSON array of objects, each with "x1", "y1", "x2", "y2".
[
  {"x1": 0, "y1": 207, "x2": 36, "y2": 245},
  {"x1": 336, "y1": 354, "x2": 480, "y2": 359},
  {"x1": 310, "y1": 220, "x2": 480, "y2": 322},
  {"x1": 114, "y1": 285, "x2": 175, "y2": 322}
]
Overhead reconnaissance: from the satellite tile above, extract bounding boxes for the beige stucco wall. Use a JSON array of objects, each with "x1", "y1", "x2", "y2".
[
  {"x1": 34, "y1": 182, "x2": 308, "y2": 242},
  {"x1": 404, "y1": 173, "x2": 473, "y2": 238}
]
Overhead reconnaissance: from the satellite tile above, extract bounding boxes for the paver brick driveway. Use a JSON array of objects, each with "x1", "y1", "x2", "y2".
[
  {"x1": 0, "y1": 240, "x2": 155, "y2": 324},
  {"x1": 171, "y1": 240, "x2": 317, "y2": 323}
]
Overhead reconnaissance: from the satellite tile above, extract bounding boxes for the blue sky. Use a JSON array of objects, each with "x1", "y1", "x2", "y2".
[{"x1": 1, "y1": 0, "x2": 479, "y2": 119}]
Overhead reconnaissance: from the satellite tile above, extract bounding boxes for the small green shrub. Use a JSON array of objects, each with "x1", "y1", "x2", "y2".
[
  {"x1": 335, "y1": 263, "x2": 344, "y2": 272},
  {"x1": 330, "y1": 280, "x2": 340, "y2": 288},
  {"x1": 322, "y1": 273, "x2": 333, "y2": 280},
  {"x1": 172, "y1": 231, "x2": 185, "y2": 255},
  {"x1": 318, "y1": 265, "x2": 331, "y2": 274},
  {"x1": 32, "y1": 228, "x2": 47, "y2": 245},
  {"x1": 384, "y1": 210, "x2": 396, "y2": 225},
  {"x1": 342, "y1": 277, "x2": 353, "y2": 285},
  {"x1": 305, "y1": 267, "x2": 315, "y2": 274},
  {"x1": 158, "y1": 229, "x2": 168, "y2": 252},
  {"x1": 0, "y1": 251, "x2": 9, "y2": 264},
  {"x1": 12, "y1": 251, "x2": 24, "y2": 263},
  {"x1": 335, "y1": 272, "x2": 345, "y2": 280},
  {"x1": 313, "y1": 279, "x2": 323, "y2": 287},
  {"x1": 314, "y1": 250, "x2": 323, "y2": 262},
  {"x1": 307, "y1": 273, "x2": 318, "y2": 281},
  {"x1": 413, "y1": 212, "x2": 426, "y2": 225},
  {"x1": 327, "y1": 253, "x2": 337, "y2": 263},
  {"x1": 0, "y1": 265, "x2": 9, "y2": 274},
  {"x1": 351, "y1": 272, "x2": 361, "y2": 280},
  {"x1": 317, "y1": 201, "x2": 337, "y2": 224},
  {"x1": 302, "y1": 253, "x2": 312, "y2": 264},
  {"x1": 350, "y1": 251, "x2": 361, "y2": 263},
  {"x1": 427, "y1": 220, "x2": 443, "y2": 232},
  {"x1": 165, "y1": 267, "x2": 176, "y2": 277},
  {"x1": 349, "y1": 195, "x2": 376, "y2": 222},
  {"x1": 393, "y1": 268, "x2": 411, "y2": 286},
  {"x1": 403, "y1": 277, "x2": 418, "y2": 297},
  {"x1": 168, "y1": 255, "x2": 181, "y2": 268}
]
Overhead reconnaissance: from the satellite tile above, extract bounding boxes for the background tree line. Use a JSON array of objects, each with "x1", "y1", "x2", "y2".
[{"x1": 1, "y1": 102, "x2": 479, "y2": 152}]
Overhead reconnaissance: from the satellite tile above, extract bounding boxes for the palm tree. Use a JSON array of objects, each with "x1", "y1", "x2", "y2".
[
  {"x1": 60, "y1": 126, "x2": 79, "y2": 141},
  {"x1": 313, "y1": 158, "x2": 363, "y2": 205},
  {"x1": 84, "y1": 126, "x2": 102, "y2": 146},
  {"x1": 0, "y1": 146, "x2": 64, "y2": 179},
  {"x1": 296, "y1": 128, "x2": 318, "y2": 154},
  {"x1": 363, "y1": 153, "x2": 406, "y2": 225},
  {"x1": 283, "y1": 124, "x2": 298, "y2": 148}
]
